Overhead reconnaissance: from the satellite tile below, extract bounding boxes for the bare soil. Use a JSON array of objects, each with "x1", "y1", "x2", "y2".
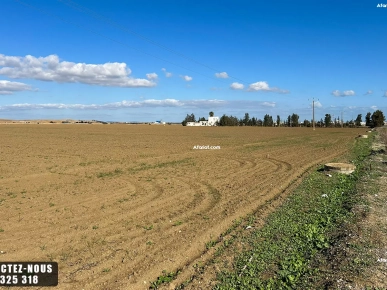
[{"x1": 0, "y1": 125, "x2": 365, "y2": 289}]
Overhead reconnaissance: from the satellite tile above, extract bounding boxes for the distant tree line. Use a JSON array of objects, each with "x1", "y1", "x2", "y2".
[
  {"x1": 217, "y1": 113, "x2": 301, "y2": 127},
  {"x1": 182, "y1": 110, "x2": 386, "y2": 127}
]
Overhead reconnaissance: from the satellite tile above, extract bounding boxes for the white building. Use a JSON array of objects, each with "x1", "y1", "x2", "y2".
[
  {"x1": 187, "y1": 116, "x2": 219, "y2": 126},
  {"x1": 208, "y1": 116, "x2": 220, "y2": 126}
]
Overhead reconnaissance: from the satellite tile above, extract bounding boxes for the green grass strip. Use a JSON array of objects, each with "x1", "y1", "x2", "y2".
[{"x1": 214, "y1": 137, "x2": 372, "y2": 290}]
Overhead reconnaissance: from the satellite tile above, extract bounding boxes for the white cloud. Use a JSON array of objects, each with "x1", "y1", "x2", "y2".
[
  {"x1": 0, "y1": 99, "x2": 228, "y2": 110},
  {"x1": 181, "y1": 75, "x2": 192, "y2": 81},
  {"x1": 0, "y1": 80, "x2": 34, "y2": 95},
  {"x1": 248, "y1": 81, "x2": 269, "y2": 91},
  {"x1": 383, "y1": 90, "x2": 387, "y2": 97},
  {"x1": 314, "y1": 101, "x2": 323, "y2": 108},
  {"x1": 371, "y1": 105, "x2": 378, "y2": 110},
  {"x1": 183, "y1": 99, "x2": 227, "y2": 108},
  {"x1": 0, "y1": 54, "x2": 155, "y2": 88},
  {"x1": 146, "y1": 73, "x2": 158, "y2": 80},
  {"x1": 364, "y1": 90, "x2": 373, "y2": 95},
  {"x1": 247, "y1": 81, "x2": 289, "y2": 93},
  {"x1": 161, "y1": 68, "x2": 172, "y2": 77},
  {"x1": 331, "y1": 90, "x2": 340, "y2": 97},
  {"x1": 342, "y1": 90, "x2": 355, "y2": 96},
  {"x1": 308, "y1": 101, "x2": 322, "y2": 109},
  {"x1": 332, "y1": 90, "x2": 355, "y2": 97},
  {"x1": 261, "y1": 102, "x2": 276, "y2": 107},
  {"x1": 215, "y1": 72, "x2": 229, "y2": 78},
  {"x1": 230, "y1": 82, "x2": 244, "y2": 90}
]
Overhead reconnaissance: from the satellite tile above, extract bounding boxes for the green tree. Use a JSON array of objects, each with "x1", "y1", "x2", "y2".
[
  {"x1": 232, "y1": 116, "x2": 239, "y2": 126},
  {"x1": 287, "y1": 115, "x2": 291, "y2": 127},
  {"x1": 263, "y1": 114, "x2": 273, "y2": 126},
  {"x1": 218, "y1": 114, "x2": 227, "y2": 126},
  {"x1": 182, "y1": 113, "x2": 196, "y2": 126},
  {"x1": 198, "y1": 117, "x2": 206, "y2": 121},
  {"x1": 269, "y1": 115, "x2": 274, "y2": 126},
  {"x1": 334, "y1": 117, "x2": 341, "y2": 127},
  {"x1": 371, "y1": 110, "x2": 385, "y2": 127},
  {"x1": 243, "y1": 113, "x2": 250, "y2": 126},
  {"x1": 209, "y1": 111, "x2": 214, "y2": 117},
  {"x1": 355, "y1": 114, "x2": 362, "y2": 126},
  {"x1": 276, "y1": 115, "x2": 280, "y2": 127},
  {"x1": 365, "y1": 112, "x2": 372, "y2": 127},
  {"x1": 263, "y1": 114, "x2": 268, "y2": 126},
  {"x1": 303, "y1": 119, "x2": 311, "y2": 127},
  {"x1": 291, "y1": 113, "x2": 299, "y2": 127},
  {"x1": 221, "y1": 114, "x2": 231, "y2": 126},
  {"x1": 335, "y1": 116, "x2": 342, "y2": 127},
  {"x1": 324, "y1": 114, "x2": 332, "y2": 127},
  {"x1": 219, "y1": 114, "x2": 239, "y2": 126}
]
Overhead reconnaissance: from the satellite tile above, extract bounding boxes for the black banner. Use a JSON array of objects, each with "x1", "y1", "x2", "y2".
[{"x1": 0, "y1": 262, "x2": 58, "y2": 286}]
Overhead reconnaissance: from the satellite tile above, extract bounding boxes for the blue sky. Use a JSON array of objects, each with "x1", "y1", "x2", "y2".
[{"x1": 1, "y1": 0, "x2": 386, "y2": 122}]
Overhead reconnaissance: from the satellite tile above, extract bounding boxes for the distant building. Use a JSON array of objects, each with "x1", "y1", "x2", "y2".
[
  {"x1": 187, "y1": 116, "x2": 219, "y2": 126},
  {"x1": 153, "y1": 120, "x2": 166, "y2": 125}
]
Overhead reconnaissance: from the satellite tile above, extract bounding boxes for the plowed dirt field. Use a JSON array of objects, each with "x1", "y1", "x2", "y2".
[{"x1": 0, "y1": 124, "x2": 365, "y2": 289}]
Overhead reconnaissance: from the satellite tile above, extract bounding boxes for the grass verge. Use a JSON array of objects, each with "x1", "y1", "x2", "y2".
[
  {"x1": 211, "y1": 136, "x2": 373, "y2": 289},
  {"x1": 303, "y1": 130, "x2": 387, "y2": 289}
]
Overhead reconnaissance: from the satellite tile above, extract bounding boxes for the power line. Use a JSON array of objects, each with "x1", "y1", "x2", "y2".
[
  {"x1": 59, "y1": 0, "x2": 248, "y2": 85},
  {"x1": 13, "y1": 0, "x2": 241, "y2": 85}
]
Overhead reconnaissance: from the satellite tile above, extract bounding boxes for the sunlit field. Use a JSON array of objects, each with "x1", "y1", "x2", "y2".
[{"x1": 0, "y1": 124, "x2": 366, "y2": 289}]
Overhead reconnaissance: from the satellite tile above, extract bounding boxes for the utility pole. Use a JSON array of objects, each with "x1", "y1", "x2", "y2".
[
  {"x1": 313, "y1": 99, "x2": 315, "y2": 130},
  {"x1": 309, "y1": 98, "x2": 317, "y2": 130},
  {"x1": 308, "y1": 98, "x2": 318, "y2": 130}
]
